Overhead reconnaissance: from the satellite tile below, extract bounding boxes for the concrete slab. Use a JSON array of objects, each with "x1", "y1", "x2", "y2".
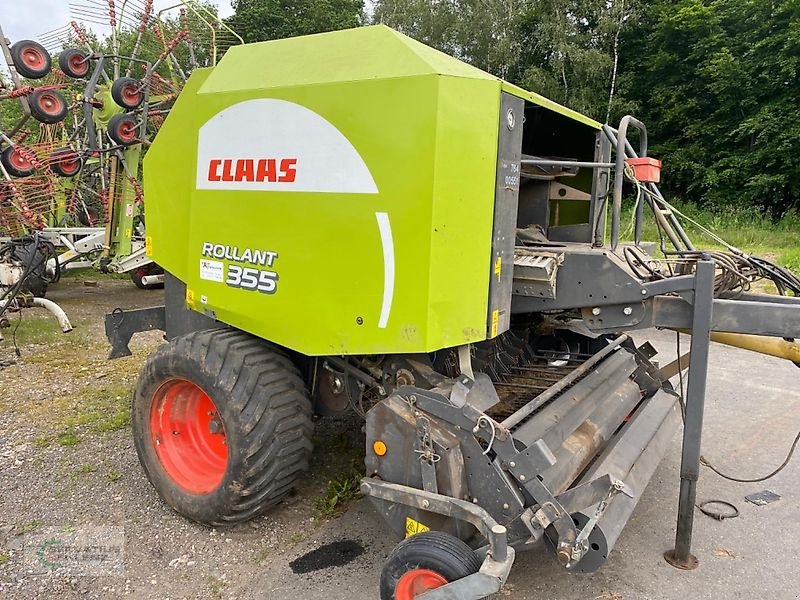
[{"x1": 238, "y1": 329, "x2": 800, "y2": 599}]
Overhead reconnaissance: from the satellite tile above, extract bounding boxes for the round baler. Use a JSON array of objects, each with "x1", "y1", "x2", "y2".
[{"x1": 104, "y1": 24, "x2": 800, "y2": 600}]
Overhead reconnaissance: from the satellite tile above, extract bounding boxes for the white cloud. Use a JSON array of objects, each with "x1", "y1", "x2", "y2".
[{"x1": 0, "y1": 0, "x2": 234, "y2": 44}]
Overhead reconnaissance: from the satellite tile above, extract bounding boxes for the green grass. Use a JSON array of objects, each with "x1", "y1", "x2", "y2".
[
  {"x1": 0, "y1": 551, "x2": 10, "y2": 564},
  {"x1": 313, "y1": 470, "x2": 362, "y2": 518},
  {"x1": 621, "y1": 200, "x2": 799, "y2": 265},
  {"x1": 310, "y1": 431, "x2": 364, "y2": 519}
]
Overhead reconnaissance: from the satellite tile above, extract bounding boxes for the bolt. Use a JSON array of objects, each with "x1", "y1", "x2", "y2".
[
  {"x1": 557, "y1": 547, "x2": 572, "y2": 566},
  {"x1": 421, "y1": 499, "x2": 430, "y2": 508},
  {"x1": 473, "y1": 498, "x2": 479, "y2": 504},
  {"x1": 641, "y1": 289, "x2": 648, "y2": 295},
  {"x1": 591, "y1": 307, "x2": 601, "y2": 316},
  {"x1": 519, "y1": 475, "x2": 526, "y2": 481},
  {"x1": 509, "y1": 461, "x2": 516, "y2": 468},
  {"x1": 172, "y1": 430, "x2": 180, "y2": 436},
  {"x1": 503, "y1": 503, "x2": 510, "y2": 510},
  {"x1": 623, "y1": 306, "x2": 633, "y2": 316},
  {"x1": 208, "y1": 419, "x2": 222, "y2": 435}
]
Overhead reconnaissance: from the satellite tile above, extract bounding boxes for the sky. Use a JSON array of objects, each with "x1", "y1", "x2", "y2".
[{"x1": 0, "y1": 1, "x2": 235, "y2": 44}]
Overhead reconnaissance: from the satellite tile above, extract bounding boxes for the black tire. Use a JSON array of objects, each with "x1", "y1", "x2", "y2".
[
  {"x1": 10, "y1": 40, "x2": 51, "y2": 79},
  {"x1": 111, "y1": 76, "x2": 144, "y2": 109},
  {"x1": 132, "y1": 329, "x2": 314, "y2": 526},
  {"x1": 10, "y1": 238, "x2": 50, "y2": 297},
  {"x1": 48, "y1": 148, "x2": 82, "y2": 177},
  {"x1": 76, "y1": 204, "x2": 99, "y2": 226},
  {"x1": 29, "y1": 88, "x2": 68, "y2": 124},
  {"x1": 58, "y1": 48, "x2": 90, "y2": 79},
  {"x1": 1, "y1": 146, "x2": 35, "y2": 177},
  {"x1": 380, "y1": 531, "x2": 481, "y2": 600},
  {"x1": 129, "y1": 263, "x2": 164, "y2": 290},
  {"x1": 107, "y1": 113, "x2": 138, "y2": 146}
]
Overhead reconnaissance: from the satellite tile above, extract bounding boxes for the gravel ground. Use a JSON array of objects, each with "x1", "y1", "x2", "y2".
[{"x1": 0, "y1": 275, "x2": 364, "y2": 599}]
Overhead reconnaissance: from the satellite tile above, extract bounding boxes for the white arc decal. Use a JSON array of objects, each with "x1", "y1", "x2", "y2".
[
  {"x1": 376, "y1": 212, "x2": 394, "y2": 329},
  {"x1": 196, "y1": 98, "x2": 378, "y2": 194}
]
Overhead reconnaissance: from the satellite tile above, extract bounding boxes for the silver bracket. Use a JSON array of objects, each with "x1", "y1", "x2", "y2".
[
  {"x1": 458, "y1": 344, "x2": 474, "y2": 380},
  {"x1": 415, "y1": 416, "x2": 440, "y2": 494}
]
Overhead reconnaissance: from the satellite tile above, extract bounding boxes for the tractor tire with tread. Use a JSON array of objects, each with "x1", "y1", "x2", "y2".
[
  {"x1": 380, "y1": 531, "x2": 481, "y2": 600},
  {"x1": 133, "y1": 329, "x2": 314, "y2": 527}
]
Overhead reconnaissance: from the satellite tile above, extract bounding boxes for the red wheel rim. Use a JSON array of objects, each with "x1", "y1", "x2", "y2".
[
  {"x1": 21, "y1": 46, "x2": 46, "y2": 70},
  {"x1": 116, "y1": 119, "x2": 137, "y2": 143},
  {"x1": 69, "y1": 54, "x2": 88, "y2": 76},
  {"x1": 122, "y1": 83, "x2": 142, "y2": 105},
  {"x1": 37, "y1": 92, "x2": 63, "y2": 117},
  {"x1": 59, "y1": 154, "x2": 79, "y2": 174},
  {"x1": 8, "y1": 148, "x2": 32, "y2": 171},
  {"x1": 149, "y1": 378, "x2": 228, "y2": 495},
  {"x1": 395, "y1": 569, "x2": 448, "y2": 600}
]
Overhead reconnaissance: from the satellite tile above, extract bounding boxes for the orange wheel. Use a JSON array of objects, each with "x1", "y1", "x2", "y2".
[{"x1": 380, "y1": 531, "x2": 481, "y2": 600}]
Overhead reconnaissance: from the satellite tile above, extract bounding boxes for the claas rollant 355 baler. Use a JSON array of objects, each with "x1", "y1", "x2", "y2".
[{"x1": 105, "y1": 25, "x2": 800, "y2": 600}]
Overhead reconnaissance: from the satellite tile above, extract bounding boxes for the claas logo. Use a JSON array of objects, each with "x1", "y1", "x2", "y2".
[{"x1": 207, "y1": 158, "x2": 297, "y2": 183}]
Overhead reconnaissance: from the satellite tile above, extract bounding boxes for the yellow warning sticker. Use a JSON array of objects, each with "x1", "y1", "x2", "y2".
[
  {"x1": 491, "y1": 309, "x2": 500, "y2": 338},
  {"x1": 405, "y1": 516, "x2": 430, "y2": 539},
  {"x1": 186, "y1": 288, "x2": 195, "y2": 307},
  {"x1": 494, "y1": 256, "x2": 502, "y2": 280},
  {"x1": 145, "y1": 236, "x2": 153, "y2": 256}
]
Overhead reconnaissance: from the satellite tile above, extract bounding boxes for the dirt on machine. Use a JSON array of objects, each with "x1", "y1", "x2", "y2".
[{"x1": 103, "y1": 25, "x2": 800, "y2": 600}]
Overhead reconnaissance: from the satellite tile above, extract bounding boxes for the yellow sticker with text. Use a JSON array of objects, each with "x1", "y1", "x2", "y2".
[
  {"x1": 186, "y1": 288, "x2": 195, "y2": 307},
  {"x1": 145, "y1": 236, "x2": 153, "y2": 256},
  {"x1": 491, "y1": 309, "x2": 500, "y2": 338},
  {"x1": 405, "y1": 516, "x2": 430, "y2": 538},
  {"x1": 494, "y1": 256, "x2": 502, "y2": 280}
]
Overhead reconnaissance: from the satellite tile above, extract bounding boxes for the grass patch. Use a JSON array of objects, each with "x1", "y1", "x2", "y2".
[
  {"x1": 16, "y1": 520, "x2": 42, "y2": 535},
  {"x1": 311, "y1": 431, "x2": 364, "y2": 519},
  {"x1": 0, "y1": 551, "x2": 10, "y2": 564},
  {"x1": 621, "y1": 200, "x2": 800, "y2": 265},
  {"x1": 3, "y1": 315, "x2": 79, "y2": 347},
  {"x1": 57, "y1": 431, "x2": 81, "y2": 446},
  {"x1": 59, "y1": 267, "x2": 129, "y2": 282},
  {"x1": 206, "y1": 575, "x2": 225, "y2": 600},
  {"x1": 286, "y1": 532, "x2": 305, "y2": 546},
  {"x1": 314, "y1": 471, "x2": 362, "y2": 518},
  {"x1": 107, "y1": 471, "x2": 122, "y2": 482}
]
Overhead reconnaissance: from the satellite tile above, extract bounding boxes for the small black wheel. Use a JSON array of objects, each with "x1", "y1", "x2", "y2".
[
  {"x1": 76, "y1": 204, "x2": 99, "y2": 226},
  {"x1": 111, "y1": 76, "x2": 144, "y2": 109},
  {"x1": 58, "y1": 48, "x2": 91, "y2": 79},
  {"x1": 107, "y1": 113, "x2": 138, "y2": 146},
  {"x1": 1, "y1": 145, "x2": 36, "y2": 177},
  {"x1": 129, "y1": 263, "x2": 164, "y2": 290},
  {"x1": 380, "y1": 531, "x2": 481, "y2": 600},
  {"x1": 48, "y1": 148, "x2": 82, "y2": 177},
  {"x1": 29, "y1": 88, "x2": 68, "y2": 124},
  {"x1": 10, "y1": 40, "x2": 51, "y2": 79},
  {"x1": 132, "y1": 329, "x2": 314, "y2": 526}
]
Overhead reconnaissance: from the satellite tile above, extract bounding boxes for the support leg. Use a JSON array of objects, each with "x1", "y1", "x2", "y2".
[{"x1": 665, "y1": 258, "x2": 715, "y2": 570}]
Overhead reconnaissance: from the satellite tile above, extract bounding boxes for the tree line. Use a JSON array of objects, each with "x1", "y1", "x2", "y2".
[{"x1": 226, "y1": 0, "x2": 800, "y2": 215}]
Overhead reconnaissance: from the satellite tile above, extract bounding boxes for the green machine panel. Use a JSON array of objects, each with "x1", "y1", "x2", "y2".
[{"x1": 144, "y1": 26, "x2": 598, "y2": 356}]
